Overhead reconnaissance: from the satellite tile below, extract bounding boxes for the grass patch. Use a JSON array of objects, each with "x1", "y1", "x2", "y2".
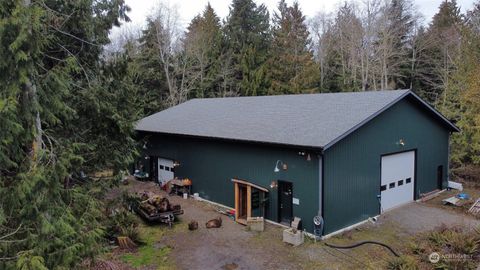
[
  {"x1": 120, "y1": 221, "x2": 183, "y2": 269},
  {"x1": 121, "y1": 245, "x2": 171, "y2": 269}
]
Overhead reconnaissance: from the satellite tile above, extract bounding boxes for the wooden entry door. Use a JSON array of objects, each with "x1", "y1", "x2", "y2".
[
  {"x1": 233, "y1": 179, "x2": 269, "y2": 225},
  {"x1": 235, "y1": 183, "x2": 251, "y2": 225},
  {"x1": 278, "y1": 181, "x2": 293, "y2": 224}
]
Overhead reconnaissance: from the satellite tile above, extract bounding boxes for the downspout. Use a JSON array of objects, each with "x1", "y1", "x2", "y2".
[
  {"x1": 447, "y1": 132, "x2": 451, "y2": 187},
  {"x1": 318, "y1": 154, "x2": 323, "y2": 218}
]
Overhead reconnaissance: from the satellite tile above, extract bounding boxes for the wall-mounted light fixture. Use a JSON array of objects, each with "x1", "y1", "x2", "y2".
[
  {"x1": 396, "y1": 139, "x2": 405, "y2": 147},
  {"x1": 274, "y1": 160, "x2": 287, "y2": 172},
  {"x1": 299, "y1": 151, "x2": 312, "y2": 161},
  {"x1": 173, "y1": 161, "x2": 180, "y2": 167},
  {"x1": 270, "y1": 180, "x2": 278, "y2": 189}
]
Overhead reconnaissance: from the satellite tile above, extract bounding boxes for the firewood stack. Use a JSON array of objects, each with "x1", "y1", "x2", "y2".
[{"x1": 138, "y1": 194, "x2": 180, "y2": 216}]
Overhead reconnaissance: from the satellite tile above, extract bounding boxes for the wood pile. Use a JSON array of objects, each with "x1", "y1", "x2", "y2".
[{"x1": 138, "y1": 193, "x2": 180, "y2": 216}]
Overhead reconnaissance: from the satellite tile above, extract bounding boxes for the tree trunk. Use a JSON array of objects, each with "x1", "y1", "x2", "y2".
[{"x1": 23, "y1": 0, "x2": 43, "y2": 161}]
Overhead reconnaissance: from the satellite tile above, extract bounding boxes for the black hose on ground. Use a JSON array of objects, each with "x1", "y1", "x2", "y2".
[{"x1": 324, "y1": 241, "x2": 400, "y2": 257}]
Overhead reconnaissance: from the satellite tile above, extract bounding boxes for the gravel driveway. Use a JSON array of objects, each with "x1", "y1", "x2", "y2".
[
  {"x1": 163, "y1": 195, "x2": 305, "y2": 270},
  {"x1": 377, "y1": 201, "x2": 480, "y2": 234},
  {"x1": 115, "y1": 180, "x2": 480, "y2": 269}
]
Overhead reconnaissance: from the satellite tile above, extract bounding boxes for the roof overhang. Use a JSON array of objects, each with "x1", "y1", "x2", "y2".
[
  {"x1": 136, "y1": 130, "x2": 324, "y2": 152},
  {"x1": 136, "y1": 90, "x2": 459, "y2": 152}
]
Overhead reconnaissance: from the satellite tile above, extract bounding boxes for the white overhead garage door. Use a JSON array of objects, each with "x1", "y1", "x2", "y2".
[
  {"x1": 158, "y1": 158, "x2": 174, "y2": 185},
  {"x1": 380, "y1": 151, "x2": 415, "y2": 212}
]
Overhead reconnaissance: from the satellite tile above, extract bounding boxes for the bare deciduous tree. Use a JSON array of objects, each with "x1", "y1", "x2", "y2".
[{"x1": 150, "y1": 3, "x2": 200, "y2": 106}]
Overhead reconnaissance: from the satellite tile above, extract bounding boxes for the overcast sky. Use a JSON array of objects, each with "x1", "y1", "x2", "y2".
[{"x1": 110, "y1": 0, "x2": 476, "y2": 38}]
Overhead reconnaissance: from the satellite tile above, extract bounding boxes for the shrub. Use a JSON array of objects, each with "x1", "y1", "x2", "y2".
[
  {"x1": 105, "y1": 209, "x2": 140, "y2": 243},
  {"x1": 386, "y1": 255, "x2": 418, "y2": 270}
]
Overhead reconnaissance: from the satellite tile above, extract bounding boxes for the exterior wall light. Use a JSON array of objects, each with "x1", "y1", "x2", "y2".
[
  {"x1": 274, "y1": 160, "x2": 287, "y2": 172},
  {"x1": 173, "y1": 161, "x2": 180, "y2": 167},
  {"x1": 270, "y1": 180, "x2": 278, "y2": 189},
  {"x1": 397, "y1": 139, "x2": 405, "y2": 146}
]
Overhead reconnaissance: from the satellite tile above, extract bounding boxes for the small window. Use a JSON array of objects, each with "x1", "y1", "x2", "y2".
[
  {"x1": 159, "y1": 165, "x2": 164, "y2": 170},
  {"x1": 406, "y1": 178, "x2": 411, "y2": 184},
  {"x1": 165, "y1": 167, "x2": 170, "y2": 172},
  {"x1": 389, "y1": 182, "x2": 396, "y2": 189},
  {"x1": 380, "y1": 185, "x2": 387, "y2": 191},
  {"x1": 398, "y1": 180, "x2": 404, "y2": 186}
]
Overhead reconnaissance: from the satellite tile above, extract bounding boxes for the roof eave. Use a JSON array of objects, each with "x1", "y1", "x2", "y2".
[
  {"x1": 136, "y1": 129, "x2": 324, "y2": 152},
  {"x1": 407, "y1": 91, "x2": 460, "y2": 132}
]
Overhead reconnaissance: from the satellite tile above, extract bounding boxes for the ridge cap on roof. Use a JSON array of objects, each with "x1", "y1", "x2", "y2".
[{"x1": 190, "y1": 89, "x2": 410, "y2": 101}]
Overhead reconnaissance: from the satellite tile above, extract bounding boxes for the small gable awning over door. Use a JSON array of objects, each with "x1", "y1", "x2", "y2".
[{"x1": 231, "y1": 179, "x2": 269, "y2": 192}]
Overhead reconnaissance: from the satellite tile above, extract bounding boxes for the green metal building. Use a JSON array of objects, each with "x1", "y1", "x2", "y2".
[{"x1": 135, "y1": 90, "x2": 459, "y2": 235}]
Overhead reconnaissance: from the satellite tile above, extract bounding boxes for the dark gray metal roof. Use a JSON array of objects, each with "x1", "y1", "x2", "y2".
[{"x1": 135, "y1": 90, "x2": 458, "y2": 149}]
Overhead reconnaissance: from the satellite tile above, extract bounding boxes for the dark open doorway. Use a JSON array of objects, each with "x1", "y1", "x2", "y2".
[
  {"x1": 437, "y1": 165, "x2": 443, "y2": 189},
  {"x1": 278, "y1": 180, "x2": 293, "y2": 225}
]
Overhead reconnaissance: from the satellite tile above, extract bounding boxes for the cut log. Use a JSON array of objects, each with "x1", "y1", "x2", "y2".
[
  {"x1": 206, "y1": 217, "x2": 222, "y2": 228},
  {"x1": 117, "y1": 236, "x2": 137, "y2": 249}
]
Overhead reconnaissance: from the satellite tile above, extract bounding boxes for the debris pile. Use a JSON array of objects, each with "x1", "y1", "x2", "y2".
[
  {"x1": 206, "y1": 217, "x2": 222, "y2": 228},
  {"x1": 188, "y1": 220, "x2": 199, "y2": 231}
]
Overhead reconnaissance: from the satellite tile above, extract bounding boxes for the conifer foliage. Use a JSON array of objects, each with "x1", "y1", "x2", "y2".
[
  {"x1": 0, "y1": 0, "x2": 133, "y2": 268},
  {"x1": 269, "y1": 0, "x2": 319, "y2": 94}
]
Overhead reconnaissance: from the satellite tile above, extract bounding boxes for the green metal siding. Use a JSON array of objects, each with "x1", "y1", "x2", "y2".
[
  {"x1": 323, "y1": 97, "x2": 450, "y2": 234},
  {"x1": 142, "y1": 135, "x2": 319, "y2": 232}
]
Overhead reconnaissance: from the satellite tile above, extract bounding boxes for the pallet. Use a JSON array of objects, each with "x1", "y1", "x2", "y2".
[{"x1": 468, "y1": 198, "x2": 480, "y2": 215}]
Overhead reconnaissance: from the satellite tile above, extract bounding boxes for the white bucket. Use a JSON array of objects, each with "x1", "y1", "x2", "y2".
[
  {"x1": 193, "y1": 193, "x2": 200, "y2": 200},
  {"x1": 183, "y1": 193, "x2": 188, "y2": 199}
]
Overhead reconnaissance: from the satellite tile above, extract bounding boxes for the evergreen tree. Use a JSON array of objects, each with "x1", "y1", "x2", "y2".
[
  {"x1": 135, "y1": 18, "x2": 170, "y2": 113},
  {"x1": 449, "y1": 1, "x2": 480, "y2": 166},
  {"x1": 383, "y1": 0, "x2": 414, "y2": 88},
  {"x1": 224, "y1": 0, "x2": 271, "y2": 96},
  {"x1": 184, "y1": 4, "x2": 223, "y2": 98},
  {"x1": 268, "y1": 0, "x2": 319, "y2": 94},
  {"x1": 327, "y1": 2, "x2": 363, "y2": 92},
  {"x1": 0, "y1": 0, "x2": 131, "y2": 268},
  {"x1": 415, "y1": 0, "x2": 463, "y2": 104}
]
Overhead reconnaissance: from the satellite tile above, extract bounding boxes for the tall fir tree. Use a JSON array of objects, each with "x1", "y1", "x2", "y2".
[
  {"x1": 415, "y1": 0, "x2": 463, "y2": 104},
  {"x1": 224, "y1": 0, "x2": 271, "y2": 96},
  {"x1": 268, "y1": 0, "x2": 319, "y2": 94},
  {"x1": 383, "y1": 0, "x2": 414, "y2": 88},
  {"x1": 184, "y1": 4, "x2": 223, "y2": 98},
  {"x1": 135, "y1": 18, "x2": 170, "y2": 114}
]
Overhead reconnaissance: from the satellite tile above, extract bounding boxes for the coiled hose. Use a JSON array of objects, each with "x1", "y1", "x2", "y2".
[{"x1": 324, "y1": 241, "x2": 400, "y2": 257}]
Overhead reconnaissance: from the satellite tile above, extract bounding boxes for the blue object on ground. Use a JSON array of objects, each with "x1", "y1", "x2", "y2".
[{"x1": 457, "y1": 193, "x2": 469, "y2": 200}]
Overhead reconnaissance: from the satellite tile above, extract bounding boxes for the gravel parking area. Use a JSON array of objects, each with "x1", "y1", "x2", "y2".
[
  {"x1": 112, "y1": 179, "x2": 480, "y2": 269},
  {"x1": 377, "y1": 201, "x2": 480, "y2": 234}
]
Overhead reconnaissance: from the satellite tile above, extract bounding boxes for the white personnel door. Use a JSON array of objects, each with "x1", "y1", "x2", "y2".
[
  {"x1": 380, "y1": 151, "x2": 415, "y2": 212},
  {"x1": 158, "y1": 158, "x2": 174, "y2": 185}
]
